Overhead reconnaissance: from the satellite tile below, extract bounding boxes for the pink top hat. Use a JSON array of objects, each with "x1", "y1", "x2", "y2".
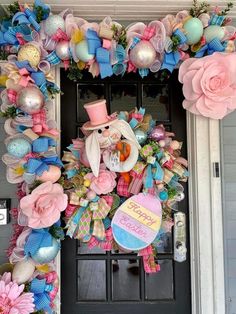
[{"x1": 83, "y1": 99, "x2": 117, "y2": 130}]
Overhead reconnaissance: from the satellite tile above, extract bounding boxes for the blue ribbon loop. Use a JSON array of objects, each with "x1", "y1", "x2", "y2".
[
  {"x1": 30, "y1": 278, "x2": 52, "y2": 313},
  {"x1": 195, "y1": 38, "x2": 225, "y2": 57},
  {"x1": 161, "y1": 51, "x2": 181, "y2": 72},
  {"x1": 86, "y1": 29, "x2": 113, "y2": 79},
  {"x1": 26, "y1": 156, "x2": 63, "y2": 176},
  {"x1": 12, "y1": 9, "x2": 40, "y2": 32},
  {"x1": 24, "y1": 228, "x2": 52, "y2": 257}
]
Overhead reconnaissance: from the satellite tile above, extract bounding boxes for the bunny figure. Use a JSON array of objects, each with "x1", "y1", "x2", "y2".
[{"x1": 83, "y1": 100, "x2": 140, "y2": 177}]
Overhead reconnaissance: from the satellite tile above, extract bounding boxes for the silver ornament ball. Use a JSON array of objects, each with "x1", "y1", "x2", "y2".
[
  {"x1": 134, "y1": 128, "x2": 148, "y2": 145},
  {"x1": 16, "y1": 86, "x2": 44, "y2": 114},
  {"x1": 130, "y1": 40, "x2": 156, "y2": 69},
  {"x1": 44, "y1": 15, "x2": 65, "y2": 37},
  {"x1": 31, "y1": 238, "x2": 60, "y2": 264},
  {"x1": 56, "y1": 40, "x2": 70, "y2": 60}
]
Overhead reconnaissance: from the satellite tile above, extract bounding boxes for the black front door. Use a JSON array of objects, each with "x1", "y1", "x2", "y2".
[{"x1": 60, "y1": 70, "x2": 191, "y2": 314}]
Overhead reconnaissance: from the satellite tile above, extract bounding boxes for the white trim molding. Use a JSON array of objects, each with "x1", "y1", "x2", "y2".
[{"x1": 187, "y1": 113, "x2": 226, "y2": 314}]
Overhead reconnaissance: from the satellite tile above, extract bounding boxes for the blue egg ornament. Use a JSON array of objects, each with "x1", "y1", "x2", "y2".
[
  {"x1": 75, "y1": 40, "x2": 95, "y2": 62},
  {"x1": 7, "y1": 138, "x2": 31, "y2": 158},
  {"x1": 159, "y1": 190, "x2": 168, "y2": 201},
  {"x1": 134, "y1": 128, "x2": 147, "y2": 145},
  {"x1": 183, "y1": 17, "x2": 204, "y2": 45},
  {"x1": 204, "y1": 25, "x2": 225, "y2": 43},
  {"x1": 31, "y1": 238, "x2": 60, "y2": 264}
]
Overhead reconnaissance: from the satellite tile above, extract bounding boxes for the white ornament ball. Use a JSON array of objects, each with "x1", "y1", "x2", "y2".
[
  {"x1": 130, "y1": 40, "x2": 156, "y2": 69},
  {"x1": 44, "y1": 15, "x2": 65, "y2": 36},
  {"x1": 16, "y1": 86, "x2": 44, "y2": 114},
  {"x1": 12, "y1": 259, "x2": 35, "y2": 284},
  {"x1": 204, "y1": 25, "x2": 225, "y2": 43},
  {"x1": 56, "y1": 40, "x2": 70, "y2": 60},
  {"x1": 17, "y1": 43, "x2": 41, "y2": 68},
  {"x1": 31, "y1": 238, "x2": 60, "y2": 264},
  {"x1": 75, "y1": 40, "x2": 95, "y2": 62}
]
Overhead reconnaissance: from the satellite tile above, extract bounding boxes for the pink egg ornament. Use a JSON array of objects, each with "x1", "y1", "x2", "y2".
[
  {"x1": 36, "y1": 165, "x2": 61, "y2": 183},
  {"x1": 149, "y1": 125, "x2": 165, "y2": 141}
]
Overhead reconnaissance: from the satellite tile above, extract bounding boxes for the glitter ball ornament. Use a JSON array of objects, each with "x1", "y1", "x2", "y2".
[
  {"x1": 7, "y1": 138, "x2": 31, "y2": 158},
  {"x1": 44, "y1": 15, "x2": 65, "y2": 36},
  {"x1": 17, "y1": 43, "x2": 41, "y2": 68},
  {"x1": 16, "y1": 86, "x2": 44, "y2": 114},
  {"x1": 75, "y1": 40, "x2": 95, "y2": 62},
  {"x1": 31, "y1": 238, "x2": 60, "y2": 264},
  {"x1": 130, "y1": 40, "x2": 156, "y2": 69},
  {"x1": 56, "y1": 40, "x2": 70, "y2": 60}
]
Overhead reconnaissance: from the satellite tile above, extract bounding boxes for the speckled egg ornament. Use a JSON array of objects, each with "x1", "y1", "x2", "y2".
[
  {"x1": 16, "y1": 86, "x2": 44, "y2": 114},
  {"x1": 56, "y1": 40, "x2": 70, "y2": 60},
  {"x1": 75, "y1": 40, "x2": 95, "y2": 62},
  {"x1": 7, "y1": 138, "x2": 31, "y2": 158},
  {"x1": 183, "y1": 17, "x2": 204, "y2": 45},
  {"x1": 130, "y1": 40, "x2": 156, "y2": 68},
  {"x1": 44, "y1": 14, "x2": 65, "y2": 36},
  {"x1": 17, "y1": 43, "x2": 41, "y2": 68},
  {"x1": 134, "y1": 128, "x2": 147, "y2": 145},
  {"x1": 31, "y1": 238, "x2": 60, "y2": 264}
]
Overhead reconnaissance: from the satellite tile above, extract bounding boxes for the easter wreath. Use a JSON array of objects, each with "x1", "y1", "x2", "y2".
[{"x1": 0, "y1": 0, "x2": 235, "y2": 313}]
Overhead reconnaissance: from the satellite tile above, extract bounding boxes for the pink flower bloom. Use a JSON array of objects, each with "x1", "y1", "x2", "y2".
[
  {"x1": 0, "y1": 272, "x2": 34, "y2": 314},
  {"x1": 20, "y1": 182, "x2": 68, "y2": 229},
  {"x1": 179, "y1": 52, "x2": 236, "y2": 119},
  {"x1": 85, "y1": 167, "x2": 117, "y2": 195}
]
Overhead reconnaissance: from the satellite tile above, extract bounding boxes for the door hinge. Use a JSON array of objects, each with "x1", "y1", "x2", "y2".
[{"x1": 213, "y1": 162, "x2": 220, "y2": 178}]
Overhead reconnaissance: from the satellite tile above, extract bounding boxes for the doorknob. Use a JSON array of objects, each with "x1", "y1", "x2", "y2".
[{"x1": 174, "y1": 212, "x2": 187, "y2": 262}]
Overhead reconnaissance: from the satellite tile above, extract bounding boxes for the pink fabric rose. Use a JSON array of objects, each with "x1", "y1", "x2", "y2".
[
  {"x1": 85, "y1": 166, "x2": 117, "y2": 195},
  {"x1": 179, "y1": 52, "x2": 236, "y2": 119},
  {"x1": 20, "y1": 182, "x2": 68, "y2": 229}
]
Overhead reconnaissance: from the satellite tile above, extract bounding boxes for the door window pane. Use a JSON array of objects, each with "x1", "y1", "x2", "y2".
[
  {"x1": 112, "y1": 259, "x2": 140, "y2": 301},
  {"x1": 110, "y1": 84, "x2": 137, "y2": 113},
  {"x1": 77, "y1": 260, "x2": 106, "y2": 301},
  {"x1": 145, "y1": 259, "x2": 174, "y2": 300},
  {"x1": 77, "y1": 241, "x2": 105, "y2": 255},
  {"x1": 142, "y1": 84, "x2": 169, "y2": 121},
  {"x1": 77, "y1": 84, "x2": 105, "y2": 123}
]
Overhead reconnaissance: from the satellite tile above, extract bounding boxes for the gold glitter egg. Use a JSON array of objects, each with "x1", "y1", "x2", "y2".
[{"x1": 17, "y1": 44, "x2": 41, "y2": 68}]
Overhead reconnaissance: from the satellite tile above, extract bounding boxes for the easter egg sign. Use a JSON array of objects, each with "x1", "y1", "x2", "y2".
[{"x1": 111, "y1": 193, "x2": 162, "y2": 251}]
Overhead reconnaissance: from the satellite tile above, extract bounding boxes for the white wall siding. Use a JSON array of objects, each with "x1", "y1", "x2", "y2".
[
  {"x1": 0, "y1": 117, "x2": 15, "y2": 264},
  {"x1": 221, "y1": 111, "x2": 236, "y2": 314}
]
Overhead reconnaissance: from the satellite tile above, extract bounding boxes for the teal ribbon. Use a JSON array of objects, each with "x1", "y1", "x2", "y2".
[
  {"x1": 113, "y1": 44, "x2": 127, "y2": 76},
  {"x1": 144, "y1": 161, "x2": 164, "y2": 189},
  {"x1": 86, "y1": 29, "x2": 113, "y2": 79}
]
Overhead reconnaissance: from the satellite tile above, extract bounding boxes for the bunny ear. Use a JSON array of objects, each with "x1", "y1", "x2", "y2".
[
  {"x1": 113, "y1": 120, "x2": 141, "y2": 149},
  {"x1": 85, "y1": 132, "x2": 101, "y2": 177}
]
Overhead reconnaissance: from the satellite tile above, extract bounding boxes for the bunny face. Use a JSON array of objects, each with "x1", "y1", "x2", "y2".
[{"x1": 94, "y1": 125, "x2": 122, "y2": 148}]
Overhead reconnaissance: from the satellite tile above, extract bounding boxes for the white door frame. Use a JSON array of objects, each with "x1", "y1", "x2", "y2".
[{"x1": 53, "y1": 67, "x2": 226, "y2": 314}]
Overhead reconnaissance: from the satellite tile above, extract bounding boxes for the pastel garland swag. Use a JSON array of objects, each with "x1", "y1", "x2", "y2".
[{"x1": 0, "y1": 0, "x2": 234, "y2": 313}]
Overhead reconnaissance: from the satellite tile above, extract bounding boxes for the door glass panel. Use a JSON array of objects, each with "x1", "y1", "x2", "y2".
[
  {"x1": 77, "y1": 260, "x2": 106, "y2": 301},
  {"x1": 142, "y1": 84, "x2": 170, "y2": 121},
  {"x1": 77, "y1": 84, "x2": 105, "y2": 123},
  {"x1": 153, "y1": 231, "x2": 173, "y2": 253},
  {"x1": 110, "y1": 84, "x2": 137, "y2": 113},
  {"x1": 112, "y1": 259, "x2": 141, "y2": 301},
  {"x1": 145, "y1": 259, "x2": 174, "y2": 300},
  {"x1": 77, "y1": 241, "x2": 105, "y2": 255}
]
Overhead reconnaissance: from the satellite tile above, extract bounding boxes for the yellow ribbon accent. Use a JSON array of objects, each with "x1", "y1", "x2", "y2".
[
  {"x1": 0, "y1": 75, "x2": 8, "y2": 87},
  {"x1": 14, "y1": 166, "x2": 25, "y2": 176},
  {"x1": 71, "y1": 29, "x2": 84, "y2": 44},
  {"x1": 77, "y1": 61, "x2": 86, "y2": 70},
  {"x1": 36, "y1": 264, "x2": 50, "y2": 273}
]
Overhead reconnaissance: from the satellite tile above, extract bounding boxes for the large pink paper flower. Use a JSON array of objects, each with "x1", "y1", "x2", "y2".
[
  {"x1": 179, "y1": 52, "x2": 236, "y2": 119},
  {"x1": 0, "y1": 272, "x2": 34, "y2": 314},
  {"x1": 20, "y1": 182, "x2": 68, "y2": 228},
  {"x1": 85, "y1": 166, "x2": 117, "y2": 195}
]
